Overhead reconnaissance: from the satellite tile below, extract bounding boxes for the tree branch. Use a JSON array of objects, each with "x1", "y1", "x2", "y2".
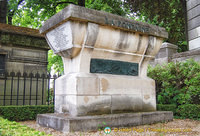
[
  {"x1": 54, "y1": 1, "x2": 76, "y2": 8},
  {"x1": 78, "y1": 0, "x2": 85, "y2": 7}
]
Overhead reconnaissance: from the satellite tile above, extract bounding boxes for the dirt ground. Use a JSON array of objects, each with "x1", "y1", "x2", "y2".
[{"x1": 19, "y1": 119, "x2": 200, "y2": 136}]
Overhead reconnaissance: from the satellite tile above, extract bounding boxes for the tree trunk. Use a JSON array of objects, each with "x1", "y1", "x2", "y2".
[
  {"x1": 0, "y1": 0, "x2": 7, "y2": 24},
  {"x1": 8, "y1": 16, "x2": 12, "y2": 25},
  {"x1": 78, "y1": 0, "x2": 85, "y2": 7}
]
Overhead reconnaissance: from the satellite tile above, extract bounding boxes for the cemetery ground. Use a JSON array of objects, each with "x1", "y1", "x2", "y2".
[{"x1": 18, "y1": 118, "x2": 200, "y2": 136}]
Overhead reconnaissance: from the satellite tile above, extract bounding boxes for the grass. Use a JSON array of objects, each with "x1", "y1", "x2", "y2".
[{"x1": 0, "y1": 117, "x2": 50, "y2": 136}]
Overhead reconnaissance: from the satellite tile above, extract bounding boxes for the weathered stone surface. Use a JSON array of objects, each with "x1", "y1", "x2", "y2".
[
  {"x1": 188, "y1": 26, "x2": 200, "y2": 41},
  {"x1": 152, "y1": 43, "x2": 200, "y2": 64},
  {"x1": 54, "y1": 73, "x2": 156, "y2": 116},
  {"x1": 0, "y1": 23, "x2": 44, "y2": 38},
  {"x1": 37, "y1": 111, "x2": 173, "y2": 132},
  {"x1": 187, "y1": 0, "x2": 200, "y2": 11},
  {"x1": 75, "y1": 95, "x2": 111, "y2": 116},
  {"x1": 188, "y1": 15, "x2": 200, "y2": 31},
  {"x1": 111, "y1": 95, "x2": 144, "y2": 112},
  {"x1": 155, "y1": 42, "x2": 178, "y2": 59},
  {"x1": 0, "y1": 32, "x2": 49, "y2": 50},
  {"x1": 189, "y1": 37, "x2": 200, "y2": 50},
  {"x1": 55, "y1": 94, "x2": 112, "y2": 116},
  {"x1": 55, "y1": 73, "x2": 100, "y2": 95},
  {"x1": 40, "y1": 5, "x2": 168, "y2": 39},
  {"x1": 172, "y1": 48, "x2": 200, "y2": 62},
  {"x1": 187, "y1": 4, "x2": 200, "y2": 21},
  {"x1": 99, "y1": 75, "x2": 154, "y2": 95}
]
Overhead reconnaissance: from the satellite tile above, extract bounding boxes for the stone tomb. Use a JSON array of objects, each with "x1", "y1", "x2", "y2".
[{"x1": 37, "y1": 4, "x2": 173, "y2": 132}]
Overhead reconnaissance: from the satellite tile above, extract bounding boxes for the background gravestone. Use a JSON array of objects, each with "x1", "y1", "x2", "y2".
[{"x1": 0, "y1": 23, "x2": 49, "y2": 105}]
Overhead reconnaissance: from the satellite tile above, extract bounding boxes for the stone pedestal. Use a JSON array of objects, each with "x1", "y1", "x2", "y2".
[
  {"x1": 151, "y1": 42, "x2": 178, "y2": 66},
  {"x1": 37, "y1": 4, "x2": 172, "y2": 132}
]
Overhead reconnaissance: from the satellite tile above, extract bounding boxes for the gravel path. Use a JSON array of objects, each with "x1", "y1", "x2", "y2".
[{"x1": 19, "y1": 119, "x2": 200, "y2": 136}]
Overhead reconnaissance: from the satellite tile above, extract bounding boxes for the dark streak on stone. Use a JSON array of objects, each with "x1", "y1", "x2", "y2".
[
  {"x1": 85, "y1": 23, "x2": 99, "y2": 47},
  {"x1": 137, "y1": 34, "x2": 143, "y2": 52},
  {"x1": 145, "y1": 36, "x2": 155, "y2": 55},
  {"x1": 117, "y1": 31, "x2": 128, "y2": 50}
]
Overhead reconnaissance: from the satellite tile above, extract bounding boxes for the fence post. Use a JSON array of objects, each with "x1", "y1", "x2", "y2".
[
  {"x1": 29, "y1": 73, "x2": 34, "y2": 105},
  {"x1": 10, "y1": 72, "x2": 15, "y2": 105},
  {"x1": 35, "y1": 73, "x2": 40, "y2": 105},
  {"x1": 47, "y1": 73, "x2": 51, "y2": 105},
  {"x1": 41, "y1": 73, "x2": 45, "y2": 105},
  {"x1": 53, "y1": 74, "x2": 57, "y2": 105},
  {"x1": 23, "y1": 72, "x2": 27, "y2": 105},
  {"x1": 3, "y1": 72, "x2": 7, "y2": 106},
  {"x1": 16, "y1": 72, "x2": 21, "y2": 105}
]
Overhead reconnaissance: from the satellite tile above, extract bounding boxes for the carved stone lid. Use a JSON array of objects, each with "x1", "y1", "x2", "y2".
[
  {"x1": 40, "y1": 4, "x2": 168, "y2": 39},
  {"x1": 0, "y1": 23, "x2": 44, "y2": 38}
]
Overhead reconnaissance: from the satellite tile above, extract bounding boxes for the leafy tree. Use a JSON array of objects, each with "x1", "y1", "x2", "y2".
[
  {"x1": 2, "y1": 0, "x2": 126, "y2": 28},
  {"x1": 124, "y1": 0, "x2": 188, "y2": 52}
]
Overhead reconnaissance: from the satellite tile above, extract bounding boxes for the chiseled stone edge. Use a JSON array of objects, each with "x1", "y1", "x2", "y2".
[
  {"x1": 172, "y1": 47, "x2": 200, "y2": 58},
  {"x1": 37, "y1": 111, "x2": 173, "y2": 132},
  {"x1": 40, "y1": 4, "x2": 168, "y2": 39}
]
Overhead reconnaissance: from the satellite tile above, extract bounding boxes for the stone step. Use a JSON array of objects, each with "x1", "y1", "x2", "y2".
[{"x1": 37, "y1": 111, "x2": 173, "y2": 132}]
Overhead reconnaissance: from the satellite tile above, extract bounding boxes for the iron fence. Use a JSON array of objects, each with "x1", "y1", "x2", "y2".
[{"x1": 0, "y1": 71, "x2": 57, "y2": 106}]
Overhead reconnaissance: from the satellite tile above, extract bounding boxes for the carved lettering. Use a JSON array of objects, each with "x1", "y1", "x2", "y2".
[{"x1": 104, "y1": 17, "x2": 149, "y2": 33}]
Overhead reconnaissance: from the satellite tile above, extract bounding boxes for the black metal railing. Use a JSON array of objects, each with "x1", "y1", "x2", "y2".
[{"x1": 0, "y1": 71, "x2": 57, "y2": 106}]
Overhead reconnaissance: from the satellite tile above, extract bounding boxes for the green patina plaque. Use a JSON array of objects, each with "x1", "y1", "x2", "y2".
[{"x1": 90, "y1": 59, "x2": 138, "y2": 76}]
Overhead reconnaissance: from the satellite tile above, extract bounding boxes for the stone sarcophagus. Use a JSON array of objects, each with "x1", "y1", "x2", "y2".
[{"x1": 40, "y1": 5, "x2": 168, "y2": 117}]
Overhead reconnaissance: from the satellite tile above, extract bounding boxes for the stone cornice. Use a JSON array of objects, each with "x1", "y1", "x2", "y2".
[{"x1": 40, "y1": 4, "x2": 168, "y2": 39}]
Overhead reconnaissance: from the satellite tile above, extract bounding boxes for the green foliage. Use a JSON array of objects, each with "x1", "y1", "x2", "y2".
[
  {"x1": 46, "y1": 88, "x2": 55, "y2": 105},
  {"x1": 148, "y1": 59, "x2": 200, "y2": 105},
  {"x1": 0, "y1": 105, "x2": 54, "y2": 121},
  {"x1": 0, "y1": 117, "x2": 50, "y2": 136},
  {"x1": 176, "y1": 104, "x2": 200, "y2": 120},
  {"x1": 48, "y1": 50, "x2": 63, "y2": 73},
  {"x1": 157, "y1": 104, "x2": 200, "y2": 120},
  {"x1": 157, "y1": 104, "x2": 177, "y2": 114},
  {"x1": 86, "y1": 0, "x2": 127, "y2": 16},
  {"x1": 10, "y1": 0, "x2": 127, "y2": 29},
  {"x1": 124, "y1": 0, "x2": 187, "y2": 51},
  {"x1": 97, "y1": 121, "x2": 107, "y2": 131}
]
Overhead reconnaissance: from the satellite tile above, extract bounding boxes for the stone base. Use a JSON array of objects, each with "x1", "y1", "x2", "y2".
[
  {"x1": 55, "y1": 73, "x2": 156, "y2": 116},
  {"x1": 37, "y1": 111, "x2": 173, "y2": 132}
]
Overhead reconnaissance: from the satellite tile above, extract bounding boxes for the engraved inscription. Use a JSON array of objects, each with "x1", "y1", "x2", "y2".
[
  {"x1": 46, "y1": 22, "x2": 72, "y2": 53},
  {"x1": 90, "y1": 59, "x2": 138, "y2": 76},
  {"x1": 105, "y1": 17, "x2": 149, "y2": 33},
  {"x1": 48, "y1": 25, "x2": 69, "y2": 50}
]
